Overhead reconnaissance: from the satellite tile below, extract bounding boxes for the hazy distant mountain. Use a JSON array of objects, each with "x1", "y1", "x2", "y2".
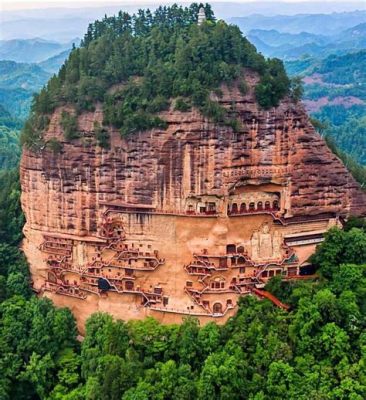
[
  {"x1": 0, "y1": 60, "x2": 51, "y2": 120},
  {"x1": 248, "y1": 21, "x2": 366, "y2": 60},
  {"x1": 247, "y1": 29, "x2": 329, "y2": 49},
  {"x1": 0, "y1": 61, "x2": 50, "y2": 90},
  {"x1": 0, "y1": 38, "x2": 76, "y2": 63},
  {"x1": 334, "y1": 23, "x2": 366, "y2": 48},
  {"x1": 247, "y1": 30, "x2": 330, "y2": 58},
  {"x1": 1, "y1": 17, "x2": 89, "y2": 42},
  {"x1": 1, "y1": 2, "x2": 365, "y2": 41},
  {"x1": 286, "y1": 51, "x2": 366, "y2": 83},
  {"x1": 233, "y1": 11, "x2": 366, "y2": 36},
  {"x1": 38, "y1": 49, "x2": 72, "y2": 74}
]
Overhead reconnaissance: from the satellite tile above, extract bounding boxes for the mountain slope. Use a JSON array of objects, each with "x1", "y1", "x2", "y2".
[
  {"x1": 0, "y1": 60, "x2": 50, "y2": 90},
  {"x1": 285, "y1": 50, "x2": 366, "y2": 165},
  {"x1": 0, "y1": 38, "x2": 75, "y2": 63},
  {"x1": 248, "y1": 23, "x2": 366, "y2": 60},
  {"x1": 232, "y1": 11, "x2": 366, "y2": 35},
  {"x1": 0, "y1": 60, "x2": 51, "y2": 122},
  {"x1": 38, "y1": 49, "x2": 71, "y2": 74}
]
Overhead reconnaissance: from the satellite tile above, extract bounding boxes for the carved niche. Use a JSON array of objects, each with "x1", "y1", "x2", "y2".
[{"x1": 250, "y1": 223, "x2": 283, "y2": 262}]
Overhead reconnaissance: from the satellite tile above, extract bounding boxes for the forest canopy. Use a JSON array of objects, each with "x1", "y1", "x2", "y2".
[{"x1": 21, "y1": 3, "x2": 292, "y2": 148}]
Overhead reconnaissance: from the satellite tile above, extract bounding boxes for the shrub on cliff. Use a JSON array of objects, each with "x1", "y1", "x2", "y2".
[
  {"x1": 47, "y1": 137, "x2": 63, "y2": 154},
  {"x1": 60, "y1": 111, "x2": 79, "y2": 140}
]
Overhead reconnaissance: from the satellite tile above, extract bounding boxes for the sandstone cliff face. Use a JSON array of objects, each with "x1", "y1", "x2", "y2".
[
  {"x1": 20, "y1": 72, "x2": 366, "y2": 328},
  {"x1": 21, "y1": 75, "x2": 366, "y2": 237}
]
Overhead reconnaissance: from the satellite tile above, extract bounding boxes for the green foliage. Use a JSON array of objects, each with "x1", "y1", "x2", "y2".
[
  {"x1": 289, "y1": 76, "x2": 304, "y2": 103},
  {"x1": 324, "y1": 134, "x2": 366, "y2": 188},
  {"x1": 310, "y1": 106, "x2": 366, "y2": 167},
  {"x1": 0, "y1": 169, "x2": 24, "y2": 245},
  {"x1": 174, "y1": 98, "x2": 191, "y2": 112},
  {"x1": 238, "y1": 79, "x2": 248, "y2": 95},
  {"x1": 0, "y1": 125, "x2": 20, "y2": 169},
  {"x1": 0, "y1": 297, "x2": 79, "y2": 399},
  {"x1": 311, "y1": 227, "x2": 366, "y2": 279},
  {"x1": 93, "y1": 121, "x2": 110, "y2": 149},
  {"x1": 310, "y1": 117, "x2": 366, "y2": 188},
  {"x1": 0, "y1": 104, "x2": 22, "y2": 130},
  {"x1": 286, "y1": 51, "x2": 366, "y2": 166},
  {"x1": 6, "y1": 271, "x2": 32, "y2": 298},
  {"x1": 310, "y1": 116, "x2": 328, "y2": 135},
  {"x1": 201, "y1": 99, "x2": 226, "y2": 123},
  {"x1": 47, "y1": 137, "x2": 63, "y2": 154},
  {"x1": 0, "y1": 60, "x2": 51, "y2": 122},
  {"x1": 1, "y1": 218, "x2": 366, "y2": 398},
  {"x1": 344, "y1": 216, "x2": 366, "y2": 232},
  {"x1": 20, "y1": 113, "x2": 50, "y2": 150},
  {"x1": 255, "y1": 58, "x2": 290, "y2": 109},
  {"x1": 2, "y1": 5, "x2": 366, "y2": 400},
  {"x1": 60, "y1": 111, "x2": 79, "y2": 140}
]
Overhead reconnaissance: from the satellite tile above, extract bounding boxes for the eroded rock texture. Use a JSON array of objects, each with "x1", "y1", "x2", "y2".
[{"x1": 20, "y1": 74, "x2": 366, "y2": 329}]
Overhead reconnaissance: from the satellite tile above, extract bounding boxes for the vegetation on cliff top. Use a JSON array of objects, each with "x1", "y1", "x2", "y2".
[{"x1": 21, "y1": 3, "x2": 294, "y2": 148}]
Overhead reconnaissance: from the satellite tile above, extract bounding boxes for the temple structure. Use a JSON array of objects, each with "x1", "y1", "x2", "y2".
[
  {"x1": 20, "y1": 71, "x2": 366, "y2": 329},
  {"x1": 198, "y1": 7, "x2": 206, "y2": 25}
]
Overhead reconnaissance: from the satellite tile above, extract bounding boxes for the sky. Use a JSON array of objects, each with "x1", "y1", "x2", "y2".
[{"x1": 1, "y1": 0, "x2": 359, "y2": 11}]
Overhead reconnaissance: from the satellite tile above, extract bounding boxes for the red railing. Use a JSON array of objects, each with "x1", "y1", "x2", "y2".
[{"x1": 251, "y1": 288, "x2": 290, "y2": 311}]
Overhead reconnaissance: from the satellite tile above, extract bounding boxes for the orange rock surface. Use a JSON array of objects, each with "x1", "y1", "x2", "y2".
[{"x1": 20, "y1": 74, "x2": 366, "y2": 330}]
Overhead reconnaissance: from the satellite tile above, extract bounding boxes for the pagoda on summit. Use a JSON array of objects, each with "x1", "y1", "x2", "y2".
[{"x1": 198, "y1": 7, "x2": 206, "y2": 25}]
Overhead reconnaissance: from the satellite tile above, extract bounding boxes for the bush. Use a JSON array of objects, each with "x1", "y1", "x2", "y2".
[
  {"x1": 120, "y1": 113, "x2": 168, "y2": 136},
  {"x1": 174, "y1": 98, "x2": 191, "y2": 112},
  {"x1": 146, "y1": 95, "x2": 170, "y2": 113},
  {"x1": 289, "y1": 76, "x2": 304, "y2": 103},
  {"x1": 238, "y1": 80, "x2": 248, "y2": 95},
  {"x1": 201, "y1": 100, "x2": 225, "y2": 123},
  {"x1": 255, "y1": 59, "x2": 290, "y2": 109},
  {"x1": 60, "y1": 111, "x2": 79, "y2": 140},
  {"x1": 94, "y1": 121, "x2": 110, "y2": 149},
  {"x1": 47, "y1": 138, "x2": 63, "y2": 154},
  {"x1": 20, "y1": 114, "x2": 50, "y2": 150}
]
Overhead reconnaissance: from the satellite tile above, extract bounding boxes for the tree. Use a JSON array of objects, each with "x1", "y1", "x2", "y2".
[
  {"x1": 289, "y1": 76, "x2": 304, "y2": 103},
  {"x1": 197, "y1": 350, "x2": 247, "y2": 399},
  {"x1": 177, "y1": 317, "x2": 200, "y2": 368},
  {"x1": 19, "y1": 353, "x2": 55, "y2": 399},
  {"x1": 6, "y1": 272, "x2": 31, "y2": 298},
  {"x1": 266, "y1": 361, "x2": 298, "y2": 399},
  {"x1": 311, "y1": 228, "x2": 366, "y2": 279}
]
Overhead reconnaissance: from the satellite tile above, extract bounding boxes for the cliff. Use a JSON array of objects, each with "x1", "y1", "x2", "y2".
[
  {"x1": 19, "y1": 5, "x2": 366, "y2": 329},
  {"x1": 20, "y1": 72, "x2": 366, "y2": 328},
  {"x1": 21, "y1": 73, "x2": 366, "y2": 234}
]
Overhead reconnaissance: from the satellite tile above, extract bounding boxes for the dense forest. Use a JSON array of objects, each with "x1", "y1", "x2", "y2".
[
  {"x1": 21, "y1": 3, "x2": 295, "y2": 149},
  {"x1": 1, "y1": 163, "x2": 366, "y2": 399}
]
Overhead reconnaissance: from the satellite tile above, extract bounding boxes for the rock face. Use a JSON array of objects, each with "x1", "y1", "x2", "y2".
[{"x1": 20, "y1": 73, "x2": 366, "y2": 329}]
